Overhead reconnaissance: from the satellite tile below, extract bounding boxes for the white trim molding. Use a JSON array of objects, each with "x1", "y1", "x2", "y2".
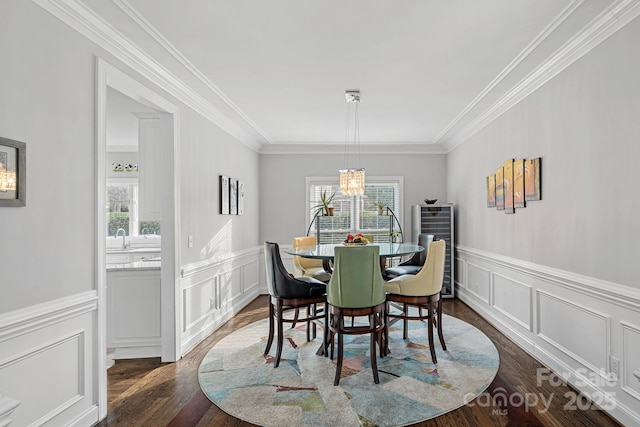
[
  {"x1": 455, "y1": 245, "x2": 640, "y2": 426},
  {"x1": 0, "y1": 292, "x2": 99, "y2": 427},
  {"x1": 443, "y1": 0, "x2": 640, "y2": 152},
  {"x1": 0, "y1": 393, "x2": 20, "y2": 427},
  {"x1": 33, "y1": 0, "x2": 264, "y2": 151}
]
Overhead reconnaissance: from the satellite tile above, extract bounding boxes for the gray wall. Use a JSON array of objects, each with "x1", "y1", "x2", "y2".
[
  {"x1": 0, "y1": 0, "x2": 260, "y2": 312},
  {"x1": 446, "y1": 16, "x2": 640, "y2": 289},
  {"x1": 259, "y1": 153, "x2": 446, "y2": 245}
]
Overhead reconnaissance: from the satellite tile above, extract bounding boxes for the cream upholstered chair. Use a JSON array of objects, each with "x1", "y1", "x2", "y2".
[
  {"x1": 292, "y1": 236, "x2": 331, "y2": 283},
  {"x1": 384, "y1": 239, "x2": 446, "y2": 363}
]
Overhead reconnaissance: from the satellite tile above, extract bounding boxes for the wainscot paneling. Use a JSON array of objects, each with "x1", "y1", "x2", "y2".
[
  {"x1": 537, "y1": 291, "x2": 610, "y2": 379},
  {"x1": 621, "y1": 321, "x2": 640, "y2": 400},
  {"x1": 0, "y1": 291, "x2": 99, "y2": 427},
  {"x1": 456, "y1": 245, "x2": 640, "y2": 427},
  {"x1": 179, "y1": 247, "x2": 262, "y2": 356},
  {"x1": 492, "y1": 273, "x2": 532, "y2": 331},
  {"x1": 466, "y1": 262, "x2": 491, "y2": 304}
]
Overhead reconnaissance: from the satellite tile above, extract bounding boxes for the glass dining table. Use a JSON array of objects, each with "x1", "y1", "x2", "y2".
[
  {"x1": 284, "y1": 242, "x2": 424, "y2": 356},
  {"x1": 285, "y1": 242, "x2": 424, "y2": 274}
]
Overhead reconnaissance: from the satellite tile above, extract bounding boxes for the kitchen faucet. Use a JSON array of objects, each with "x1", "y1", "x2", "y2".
[{"x1": 115, "y1": 228, "x2": 128, "y2": 249}]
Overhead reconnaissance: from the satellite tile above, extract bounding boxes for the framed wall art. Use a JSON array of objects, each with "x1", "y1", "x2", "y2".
[
  {"x1": 486, "y1": 156, "x2": 541, "y2": 214},
  {"x1": 237, "y1": 181, "x2": 244, "y2": 215},
  {"x1": 219, "y1": 175, "x2": 229, "y2": 214},
  {"x1": 503, "y1": 159, "x2": 514, "y2": 214},
  {"x1": 486, "y1": 174, "x2": 496, "y2": 208},
  {"x1": 495, "y1": 166, "x2": 504, "y2": 210},
  {"x1": 513, "y1": 159, "x2": 525, "y2": 208},
  {"x1": 0, "y1": 137, "x2": 26, "y2": 207},
  {"x1": 525, "y1": 158, "x2": 541, "y2": 201},
  {"x1": 229, "y1": 178, "x2": 238, "y2": 215}
]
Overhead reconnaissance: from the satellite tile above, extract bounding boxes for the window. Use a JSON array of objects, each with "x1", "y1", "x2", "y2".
[
  {"x1": 106, "y1": 178, "x2": 160, "y2": 237},
  {"x1": 307, "y1": 176, "x2": 403, "y2": 243}
]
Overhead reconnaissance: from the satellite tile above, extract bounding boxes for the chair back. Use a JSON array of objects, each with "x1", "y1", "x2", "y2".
[
  {"x1": 414, "y1": 239, "x2": 446, "y2": 295},
  {"x1": 327, "y1": 245, "x2": 386, "y2": 308},
  {"x1": 417, "y1": 233, "x2": 435, "y2": 266},
  {"x1": 293, "y1": 236, "x2": 323, "y2": 276},
  {"x1": 265, "y1": 241, "x2": 326, "y2": 299}
]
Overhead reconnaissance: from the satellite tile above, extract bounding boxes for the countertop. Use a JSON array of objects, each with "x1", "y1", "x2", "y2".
[
  {"x1": 107, "y1": 260, "x2": 161, "y2": 271},
  {"x1": 106, "y1": 247, "x2": 161, "y2": 254}
]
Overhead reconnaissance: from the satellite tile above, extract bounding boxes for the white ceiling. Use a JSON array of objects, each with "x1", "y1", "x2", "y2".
[{"x1": 119, "y1": 0, "x2": 618, "y2": 153}]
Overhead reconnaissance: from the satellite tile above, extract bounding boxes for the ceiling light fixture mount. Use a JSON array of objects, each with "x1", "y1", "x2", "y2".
[{"x1": 339, "y1": 89, "x2": 365, "y2": 196}]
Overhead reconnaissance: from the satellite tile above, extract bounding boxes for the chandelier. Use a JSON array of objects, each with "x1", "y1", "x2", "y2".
[{"x1": 339, "y1": 90, "x2": 365, "y2": 196}]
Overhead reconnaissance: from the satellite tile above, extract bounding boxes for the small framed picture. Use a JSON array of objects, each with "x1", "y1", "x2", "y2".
[
  {"x1": 524, "y1": 158, "x2": 542, "y2": 201},
  {"x1": 219, "y1": 175, "x2": 229, "y2": 214},
  {"x1": 486, "y1": 174, "x2": 496, "y2": 207},
  {"x1": 229, "y1": 178, "x2": 238, "y2": 215},
  {"x1": 0, "y1": 137, "x2": 26, "y2": 207},
  {"x1": 237, "y1": 181, "x2": 244, "y2": 215},
  {"x1": 495, "y1": 166, "x2": 504, "y2": 210}
]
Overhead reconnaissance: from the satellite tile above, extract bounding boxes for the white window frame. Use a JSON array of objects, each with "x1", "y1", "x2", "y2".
[
  {"x1": 106, "y1": 177, "x2": 139, "y2": 237},
  {"x1": 306, "y1": 176, "x2": 404, "y2": 242}
]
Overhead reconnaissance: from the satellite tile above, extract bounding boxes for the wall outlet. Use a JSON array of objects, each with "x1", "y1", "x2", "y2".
[
  {"x1": 611, "y1": 356, "x2": 621, "y2": 379},
  {"x1": 188, "y1": 235, "x2": 193, "y2": 248}
]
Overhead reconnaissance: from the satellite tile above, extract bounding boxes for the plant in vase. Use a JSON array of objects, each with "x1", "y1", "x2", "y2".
[
  {"x1": 375, "y1": 201, "x2": 387, "y2": 215},
  {"x1": 390, "y1": 230, "x2": 402, "y2": 243},
  {"x1": 311, "y1": 189, "x2": 337, "y2": 218}
]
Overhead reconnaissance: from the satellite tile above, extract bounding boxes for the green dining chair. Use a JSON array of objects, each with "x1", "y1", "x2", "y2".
[{"x1": 326, "y1": 245, "x2": 386, "y2": 385}]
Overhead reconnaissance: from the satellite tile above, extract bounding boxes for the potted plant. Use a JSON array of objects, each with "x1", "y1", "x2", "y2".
[
  {"x1": 311, "y1": 189, "x2": 337, "y2": 217},
  {"x1": 375, "y1": 201, "x2": 387, "y2": 215},
  {"x1": 390, "y1": 230, "x2": 402, "y2": 243}
]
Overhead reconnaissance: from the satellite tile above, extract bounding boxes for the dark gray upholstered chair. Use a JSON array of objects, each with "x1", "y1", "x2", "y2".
[
  {"x1": 263, "y1": 241, "x2": 327, "y2": 367},
  {"x1": 385, "y1": 234, "x2": 434, "y2": 279}
]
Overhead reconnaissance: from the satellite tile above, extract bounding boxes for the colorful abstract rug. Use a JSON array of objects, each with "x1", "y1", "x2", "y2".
[{"x1": 198, "y1": 312, "x2": 499, "y2": 426}]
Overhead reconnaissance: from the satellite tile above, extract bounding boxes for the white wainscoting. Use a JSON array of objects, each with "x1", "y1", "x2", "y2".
[
  {"x1": 455, "y1": 245, "x2": 640, "y2": 426},
  {"x1": 179, "y1": 247, "x2": 262, "y2": 356},
  {"x1": 0, "y1": 291, "x2": 99, "y2": 427}
]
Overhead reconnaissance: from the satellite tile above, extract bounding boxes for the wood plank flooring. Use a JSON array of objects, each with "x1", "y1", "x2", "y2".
[{"x1": 97, "y1": 296, "x2": 622, "y2": 426}]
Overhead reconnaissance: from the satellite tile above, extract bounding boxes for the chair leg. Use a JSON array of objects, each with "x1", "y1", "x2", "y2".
[
  {"x1": 334, "y1": 311, "x2": 344, "y2": 386},
  {"x1": 264, "y1": 300, "x2": 275, "y2": 356},
  {"x1": 306, "y1": 305, "x2": 311, "y2": 342},
  {"x1": 436, "y1": 299, "x2": 447, "y2": 351},
  {"x1": 323, "y1": 302, "x2": 329, "y2": 357},
  {"x1": 275, "y1": 299, "x2": 285, "y2": 368},
  {"x1": 370, "y1": 313, "x2": 380, "y2": 384},
  {"x1": 311, "y1": 303, "x2": 317, "y2": 340},
  {"x1": 402, "y1": 303, "x2": 408, "y2": 339},
  {"x1": 291, "y1": 308, "x2": 299, "y2": 329},
  {"x1": 427, "y1": 300, "x2": 437, "y2": 364}
]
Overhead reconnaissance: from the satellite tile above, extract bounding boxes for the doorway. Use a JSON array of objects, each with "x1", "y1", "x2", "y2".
[{"x1": 96, "y1": 59, "x2": 180, "y2": 419}]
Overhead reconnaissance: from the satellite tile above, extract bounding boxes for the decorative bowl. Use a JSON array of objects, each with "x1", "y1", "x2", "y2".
[
  {"x1": 342, "y1": 242, "x2": 368, "y2": 246},
  {"x1": 424, "y1": 198, "x2": 438, "y2": 205}
]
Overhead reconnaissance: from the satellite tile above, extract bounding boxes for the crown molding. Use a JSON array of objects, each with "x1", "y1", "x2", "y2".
[
  {"x1": 32, "y1": 0, "x2": 265, "y2": 152},
  {"x1": 443, "y1": 0, "x2": 640, "y2": 153},
  {"x1": 112, "y1": 0, "x2": 273, "y2": 144},
  {"x1": 434, "y1": 0, "x2": 585, "y2": 146},
  {"x1": 259, "y1": 142, "x2": 446, "y2": 155}
]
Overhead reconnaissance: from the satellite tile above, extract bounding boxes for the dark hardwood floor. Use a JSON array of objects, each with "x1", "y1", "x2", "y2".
[{"x1": 97, "y1": 296, "x2": 621, "y2": 427}]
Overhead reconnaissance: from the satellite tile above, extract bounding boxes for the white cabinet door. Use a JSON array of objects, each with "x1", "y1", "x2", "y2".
[{"x1": 137, "y1": 114, "x2": 162, "y2": 221}]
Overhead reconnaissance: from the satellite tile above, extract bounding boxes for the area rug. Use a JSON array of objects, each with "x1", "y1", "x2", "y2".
[{"x1": 198, "y1": 312, "x2": 499, "y2": 427}]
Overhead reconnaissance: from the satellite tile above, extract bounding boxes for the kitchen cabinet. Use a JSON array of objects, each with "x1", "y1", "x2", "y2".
[{"x1": 107, "y1": 268, "x2": 161, "y2": 359}]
